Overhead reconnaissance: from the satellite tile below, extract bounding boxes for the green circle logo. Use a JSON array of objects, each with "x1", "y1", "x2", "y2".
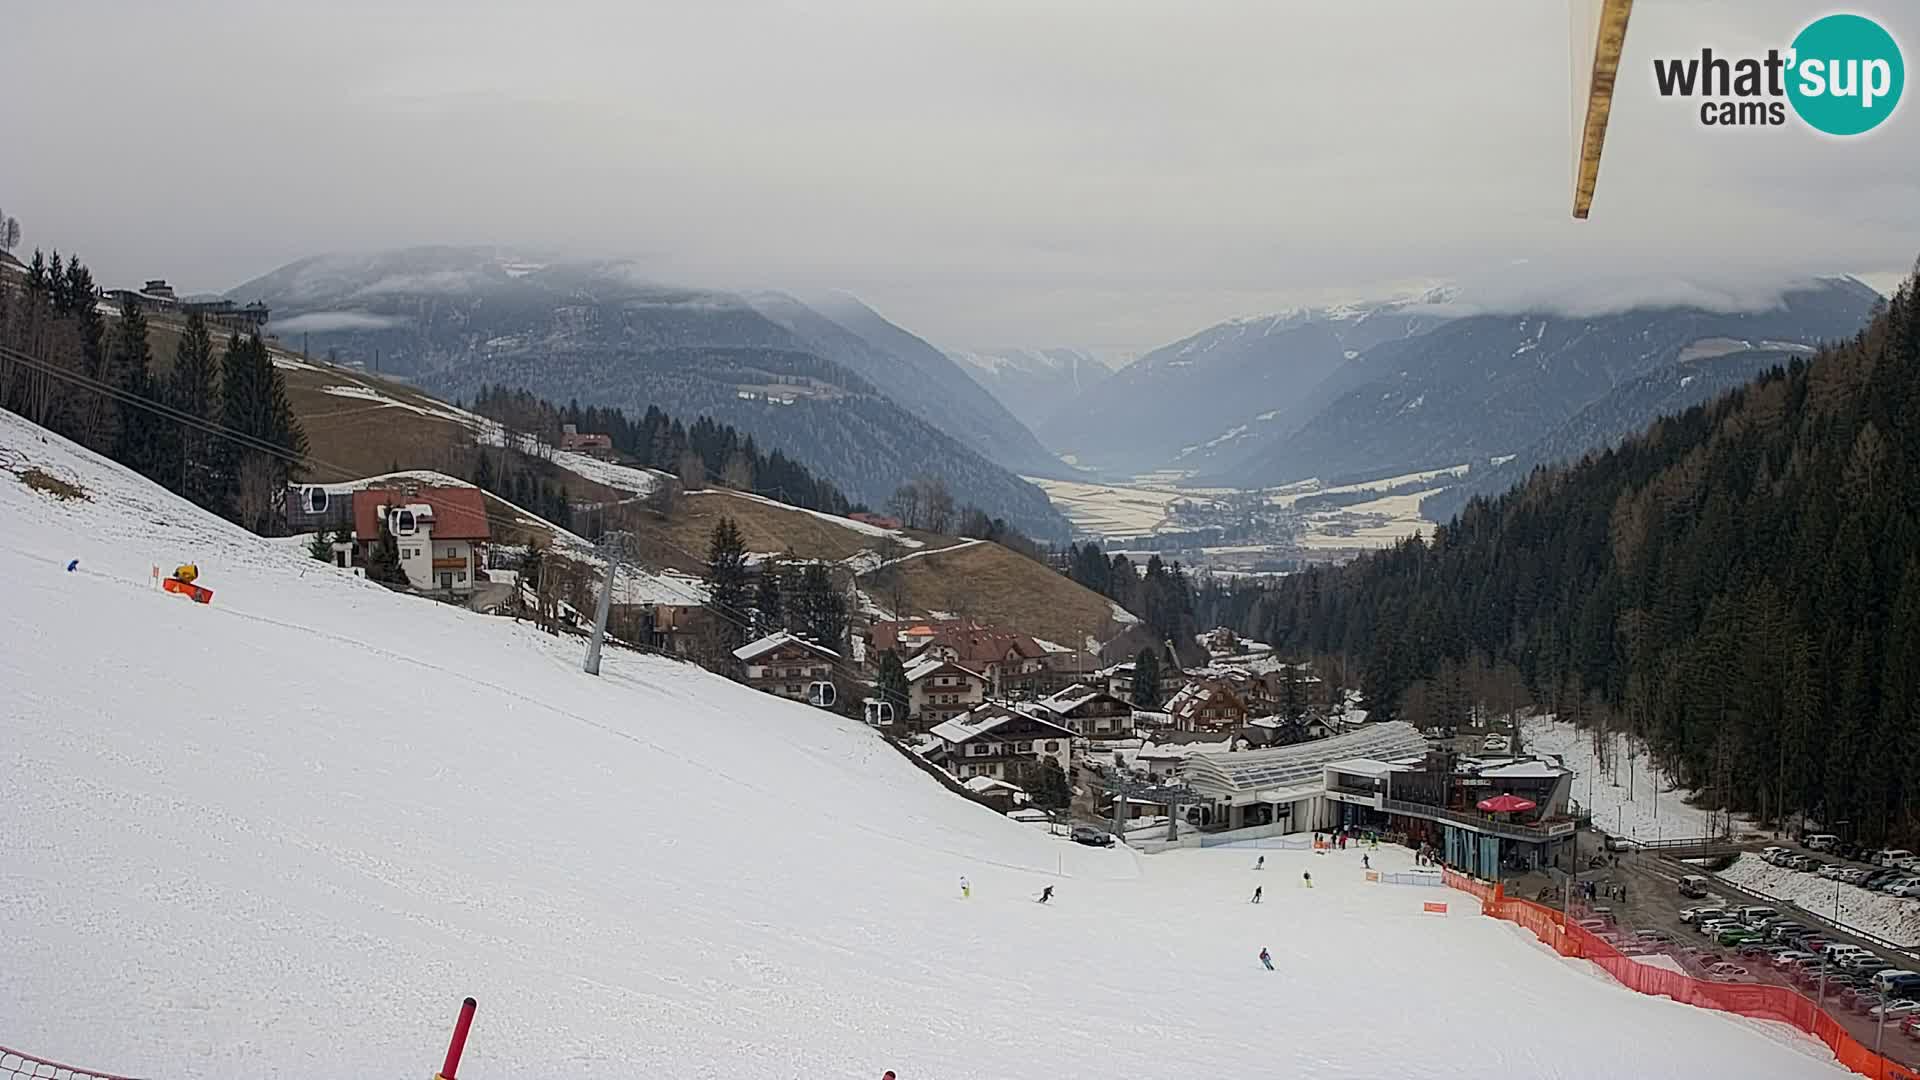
[{"x1": 1787, "y1": 14, "x2": 1904, "y2": 135}]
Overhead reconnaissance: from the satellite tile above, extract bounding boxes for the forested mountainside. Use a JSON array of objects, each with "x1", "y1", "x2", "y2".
[
  {"x1": 757, "y1": 290, "x2": 1067, "y2": 478},
  {"x1": 1044, "y1": 297, "x2": 1443, "y2": 476},
  {"x1": 430, "y1": 345, "x2": 1068, "y2": 539},
  {"x1": 1253, "y1": 268, "x2": 1920, "y2": 842},
  {"x1": 1218, "y1": 278, "x2": 1881, "y2": 489},
  {"x1": 1420, "y1": 344, "x2": 1813, "y2": 521},
  {"x1": 232, "y1": 250, "x2": 1068, "y2": 539}
]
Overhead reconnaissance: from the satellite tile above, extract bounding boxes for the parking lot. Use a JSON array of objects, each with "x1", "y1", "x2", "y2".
[{"x1": 1568, "y1": 831, "x2": 1920, "y2": 1070}]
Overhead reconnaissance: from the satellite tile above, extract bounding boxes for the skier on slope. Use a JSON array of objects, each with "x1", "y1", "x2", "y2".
[
  {"x1": 1302, "y1": 871, "x2": 1313, "y2": 888},
  {"x1": 1259, "y1": 947, "x2": 1274, "y2": 971},
  {"x1": 960, "y1": 876, "x2": 971, "y2": 899},
  {"x1": 1038, "y1": 886, "x2": 1053, "y2": 904},
  {"x1": 1251, "y1": 885, "x2": 1263, "y2": 904},
  {"x1": 1362, "y1": 854, "x2": 1370, "y2": 870},
  {"x1": 1255, "y1": 855, "x2": 1265, "y2": 870}
]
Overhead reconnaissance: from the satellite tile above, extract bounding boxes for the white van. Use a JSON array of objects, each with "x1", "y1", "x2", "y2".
[
  {"x1": 1805, "y1": 833, "x2": 1841, "y2": 852},
  {"x1": 1739, "y1": 906, "x2": 1779, "y2": 923},
  {"x1": 1825, "y1": 943, "x2": 1873, "y2": 963},
  {"x1": 1876, "y1": 849, "x2": 1917, "y2": 868}
]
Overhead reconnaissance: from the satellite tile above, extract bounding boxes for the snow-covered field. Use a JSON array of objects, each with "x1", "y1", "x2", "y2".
[
  {"x1": 1520, "y1": 715, "x2": 1754, "y2": 841},
  {"x1": 0, "y1": 413, "x2": 1847, "y2": 1079},
  {"x1": 1027, "y1": 473, "x2": 1441, "y2": 551},
  {"x1": 1720, "y1": 854, "x2": 1920, "y2": 947}
]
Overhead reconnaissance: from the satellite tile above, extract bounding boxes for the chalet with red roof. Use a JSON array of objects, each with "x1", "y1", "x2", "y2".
[{"x1": 351, "y1": 486, "x2": 490, "y2": 594}]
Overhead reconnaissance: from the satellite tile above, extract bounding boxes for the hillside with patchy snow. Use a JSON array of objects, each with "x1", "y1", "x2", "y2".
[{"x1": 0, "y1": 410, "x2": 1847, "y2": 1079}]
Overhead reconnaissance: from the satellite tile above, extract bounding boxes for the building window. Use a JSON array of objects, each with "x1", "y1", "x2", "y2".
[
  {"x1": 968, "y1": 743, "x2": 989, "y2": 756},
  {"x1": 1016, "y1": 741, "x2": 1032, "y2": 753},
  {"x1": 1044, "y1": 741, "x2": 1060, "y2": 752}
]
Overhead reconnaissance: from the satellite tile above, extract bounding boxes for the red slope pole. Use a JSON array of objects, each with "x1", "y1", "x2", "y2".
[{"x1": 436, "y1": 997, "x2": 477, "y2": 1080}]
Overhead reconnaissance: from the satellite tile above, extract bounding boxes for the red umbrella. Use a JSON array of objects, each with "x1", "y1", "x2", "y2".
[{"x1": 1477, "y1": 793, "x2": 1537, "y2": 813}]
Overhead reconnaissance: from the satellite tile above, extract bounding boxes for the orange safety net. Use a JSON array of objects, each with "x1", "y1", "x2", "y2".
[
  {"x1": 1, "y1": 1045, "x2": 143, "y2": 1080},
  {"x1": 1442, "y1": 874, "x2": 1920, "y2": 1080}
]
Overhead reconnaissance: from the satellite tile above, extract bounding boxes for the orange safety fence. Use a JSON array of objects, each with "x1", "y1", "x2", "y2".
[
  {"x1": 1442, "y1": 873, "x2": 1920, "y2": 1080},
  {"x1": 1, "y1": 1045, "x2": 144, "y2": 1080}
]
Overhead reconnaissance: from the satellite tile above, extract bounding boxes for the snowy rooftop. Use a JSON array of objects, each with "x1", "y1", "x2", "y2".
[
  {"x1": 962, "y1": 776, "x2": 1027, "y2": 797},
  {"x1": 732, "y1": 630, "x2": 840, "y2": 663},
  {"x1": 904, "y1": 655, "x2": 981, "y2": 683},
  {"x1": 928, "y1": 705, "x2": 1073, "y2": 745},
  {"x1": 1181, "y1": 722, "x2": 1430, "y2": 795},
  {"x1": 1476, "y1": 759, "x2": 1569, "y2": 781},
  {"x1": 1325, "y1": 757, "x2": 1410, "y2": 778}
]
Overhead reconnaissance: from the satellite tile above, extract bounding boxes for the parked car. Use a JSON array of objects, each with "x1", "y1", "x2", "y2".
[
  {"x1": 1805, "y1": 833, "x2": 1841, "y2": 852},
  {"x1": 1717, "y1": 926, "x2": 1761, "y2": 946},
  {"x1": 1634, "y1": 928, "x2": 1676, "y2": 944},
  {"x1": 1761, "y1": 845, "x2": 1788, "y2": 861},
  {"x1": 1070, "y1": 825, "x2": 1115, "y2": 847},
  {"x1": 1681, "y1": 906, "x2": 1728, "y2": 925},
  {"x1": 1481, "y1": 734, "x2": 1511, "y2": 753},
  {"x1": 1766, "y1": 923, "x2": 1808, "y2": 942},
  {"x1": 1788, "y1": 854, "x2": 1818, "y2": 871},
  {"x1": 1706, "y1": 962, "x2": 1755, "y2": 982},
  {"x1": 1877, "y1": 849, "x2": 1918, "y2": 868},
  {"x1": 1901, "y1": 1014, "x2": 1920, "y2": 1039},
  {"x1": 1868, "y1": 1000, "x2": 1920, "y2": 1021},
  {"x1": 1738, "y1": 941, "x2": 1788, "y2": 959},
  {"x1": 1772, "y1": 950, "x2": 1817, "y2": 969},
  {"x1": 1891, "y1": 880, "x2": 1920, "y2": 898}
]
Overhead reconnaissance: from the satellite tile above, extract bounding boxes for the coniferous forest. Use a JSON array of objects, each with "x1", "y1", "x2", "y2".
[
  {"x1": 0, "y1": 250, "x2": 308, "y2": 534},
  {"x1": 468, "y1": 384, "x2": 853, "y2": 515},
  {"x1": 1242, "y1": 265, "x2": 1920, "y2": 842}
]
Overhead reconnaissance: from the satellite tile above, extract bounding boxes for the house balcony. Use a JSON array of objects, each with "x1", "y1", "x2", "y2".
[{"x1": 431, "y1": 557, "x2": 469, "y2": 571}]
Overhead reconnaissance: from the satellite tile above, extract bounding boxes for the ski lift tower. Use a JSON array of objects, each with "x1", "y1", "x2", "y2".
[
  {"x1": 583, "y1": 530, "x2": 636, "y2": 676},
  {"x1": 1106, "y1": 774, "x2": 1212, "y2": 844}
]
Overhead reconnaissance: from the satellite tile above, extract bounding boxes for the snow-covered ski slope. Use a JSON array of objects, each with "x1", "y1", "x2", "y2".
[{"x1": 0, "y1": 412, "x2": 1846, "y2": 1079}]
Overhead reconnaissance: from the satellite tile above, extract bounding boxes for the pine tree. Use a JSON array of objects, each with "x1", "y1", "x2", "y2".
[
  {"x1": 309, "y1": 531, "x2": 334, "y2": 561},
  {"x1": 1132, "y1": 648, "x2": 1161, "y2": 708},
  {"x1": 704, "y1": 516, "x2": 751, "y2": 651},
  {"x1": 755, "y1": 558, "x2": 786, "y2": 635},
  {"x1": 216, "y1": 333, "x2": 308, "y2": 533},
  {"x1": 876, "y1": 649, "x2": 910, "y2": 718},
  {"x1": 364, "y1": 528, "x2": 408, "y2": 586},
  {"x1": 107, "y1": 295, "x2": 158, "y2": 479},
  {"x1": 1280, "y1": 660, "x2": 1305, "y2": 721},
  {"x1": 166, "y1": 311, "x2": 221, "y2": 512},
  {"x1": 797, "y1": 562, "x2": 847, "y2": 651}
]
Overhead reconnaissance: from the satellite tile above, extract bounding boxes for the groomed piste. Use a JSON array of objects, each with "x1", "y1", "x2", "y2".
[{"x1": 0, "y1": 409, "x2": 1849, "y2": 1078}]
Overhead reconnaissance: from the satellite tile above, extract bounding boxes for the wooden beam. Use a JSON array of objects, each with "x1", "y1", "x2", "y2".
[{"x1": 1572, "y1": 0, "x2": 1634, "y2": 219}]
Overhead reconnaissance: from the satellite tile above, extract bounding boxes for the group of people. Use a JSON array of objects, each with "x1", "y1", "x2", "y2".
[{"x1": 1581, "y1": 878, "x2": 1626, "y2": 902}]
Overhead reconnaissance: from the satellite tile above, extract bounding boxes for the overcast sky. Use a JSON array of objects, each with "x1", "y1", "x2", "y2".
[{"x1": 4, "y1": 1, "x2": 1916, "y2": 357}]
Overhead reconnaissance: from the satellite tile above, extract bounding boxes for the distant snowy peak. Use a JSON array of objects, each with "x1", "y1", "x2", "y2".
[
  {"x1": 1215, "y1": 285, "x2": 1461, "y2": 335},
  {"x1": 948, "y1": 347, "x2": 1116, "y2": 438},
  {"x1": 1159, "y1": 286, "x2": 1459, "y2": 368}
]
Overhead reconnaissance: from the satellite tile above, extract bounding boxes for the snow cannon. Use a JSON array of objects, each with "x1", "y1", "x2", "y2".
[{"x1": 163, "y1": 563, "x2": 214, "y2": 604}]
